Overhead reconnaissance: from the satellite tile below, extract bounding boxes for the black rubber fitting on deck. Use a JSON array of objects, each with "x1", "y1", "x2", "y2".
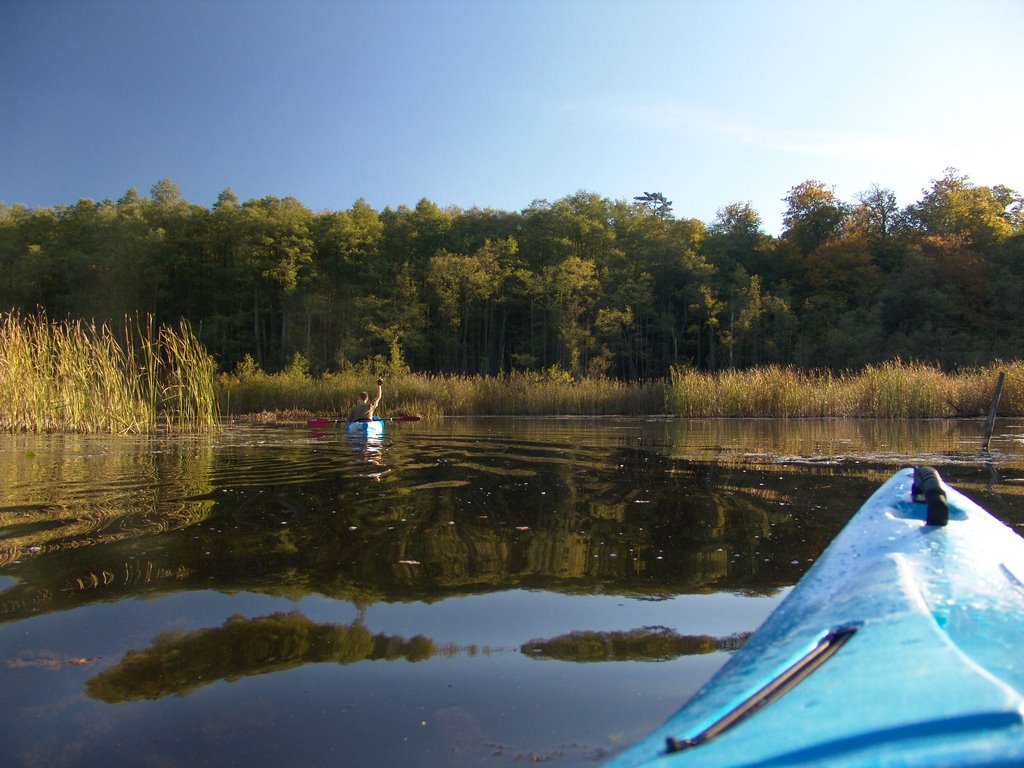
[{"x1": 912, "y1": 466, "x2": 949, "y2": 526}]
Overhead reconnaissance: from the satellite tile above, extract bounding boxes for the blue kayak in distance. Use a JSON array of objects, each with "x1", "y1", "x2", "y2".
[
  {"x1": 607, "y1": 467, "x2": 1024, "y2": 767},
  {"x1": 344, "y1": 417, "x2": 385, "y2": 436}
]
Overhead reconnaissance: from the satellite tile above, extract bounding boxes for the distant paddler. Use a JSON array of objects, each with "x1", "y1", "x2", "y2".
[{"x1": 347, "y1": 377, "x2": 383, "y2": 423}]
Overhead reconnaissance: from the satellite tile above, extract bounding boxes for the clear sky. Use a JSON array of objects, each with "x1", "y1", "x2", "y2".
[{"x1": 3, "y1": 0, "x2": 1022, "y2": 234}]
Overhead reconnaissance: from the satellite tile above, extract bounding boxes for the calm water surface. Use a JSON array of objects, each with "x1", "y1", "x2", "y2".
[{"x1": 2, "y1": 417, "x2": 1024, "y2": 767}]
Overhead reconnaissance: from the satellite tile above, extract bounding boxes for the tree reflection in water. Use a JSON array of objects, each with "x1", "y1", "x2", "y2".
[
  {"x1": 2, "y1": 418, "x2": 1023, "y2": 767},
  {"x1": 86, "y1": 614, "x2": 752, "y2": 703},
  {"x1": 87, "y1": 611, "x2": 435, "y2": 702},
  {"x1": 520, "y1": 627, "x2": 750, "y2": 662}
]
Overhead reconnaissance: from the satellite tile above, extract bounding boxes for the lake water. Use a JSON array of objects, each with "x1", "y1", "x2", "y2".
[{"x1": 3, "y1": 417, "x2": 1024, "y2": 767}]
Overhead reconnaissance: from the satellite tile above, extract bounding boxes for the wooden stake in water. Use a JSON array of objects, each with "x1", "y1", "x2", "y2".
[{"x1": 981, "y1": 370, "x2": 1006, "y2": 451}]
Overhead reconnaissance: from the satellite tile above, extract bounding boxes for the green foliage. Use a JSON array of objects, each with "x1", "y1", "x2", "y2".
[
  {"x1": 2, "y1": 171, "x2": 1024, "y2": 380},
  {"x1": 633, "y1": 191, "x2": 674, "y2": 221},
  {"x1": 283, "y1": 351, "x2": 310, "y2": 380}
]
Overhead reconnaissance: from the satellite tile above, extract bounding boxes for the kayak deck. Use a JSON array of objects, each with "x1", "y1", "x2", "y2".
[
  {"x1": 345, "y1": 417, "x2": 384, "y2": 435},
  {"x1": 607, "y1": 468, "x2": 1024, "y2": 767}
]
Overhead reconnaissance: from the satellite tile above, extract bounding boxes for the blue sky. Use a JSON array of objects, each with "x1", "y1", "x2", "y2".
[{"x1": 3, "y1": 0, "x2": 1022, "y2": 233}]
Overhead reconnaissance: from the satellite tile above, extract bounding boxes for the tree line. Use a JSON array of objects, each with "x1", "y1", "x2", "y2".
[{"x1": 1, "y1": 169, "x2": 1022, "y2": 378}]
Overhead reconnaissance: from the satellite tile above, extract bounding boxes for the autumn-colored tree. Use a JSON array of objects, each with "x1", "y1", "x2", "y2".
[
  {"x1": 781, "y1": 180, "x2": 848, "y2": 257},
  {"x1": 911, "y1": 169, "x2": 1016, "y2": 251}
]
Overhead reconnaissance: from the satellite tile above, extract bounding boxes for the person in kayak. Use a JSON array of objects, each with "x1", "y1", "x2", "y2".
[{"x1": 347, "y1": 377, "x2": 383, "y2": 422}]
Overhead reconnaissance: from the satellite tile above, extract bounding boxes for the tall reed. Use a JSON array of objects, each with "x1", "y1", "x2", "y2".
[
  {"x1": 218, "y1": 362, "x2": 665, "y2": 419},
  {"x1": 669, "y1": 361, "x2": 1021, "y2": 419},
  {"x1": 216, "y1": 358, "x2": 1023, "y2": 420},
  {"x1": 160, "y1": 319, "x2": 219, "y2": 430},
  {"x1": 0, "y1": 312, "x2": 218, "y2": 433}
]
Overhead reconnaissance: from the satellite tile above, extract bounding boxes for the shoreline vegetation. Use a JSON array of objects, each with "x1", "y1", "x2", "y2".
[
  {"x1": 4, "y1": 174, "x2": 1023, "y2": 389},
  {"x1": 220, "y1": 354, "x2": 1023, "y2": 423},
  {"x1": 0, "y1": 312, "x2": 217, "y2": 433},
  {"x1": 2, "y1": 314, "x2": 1021, "y2": 433}
]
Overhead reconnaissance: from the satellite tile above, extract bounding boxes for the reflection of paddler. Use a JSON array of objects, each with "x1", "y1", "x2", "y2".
[{"x1": 347, "y1": 377, "x2": 383, "y2": 423}]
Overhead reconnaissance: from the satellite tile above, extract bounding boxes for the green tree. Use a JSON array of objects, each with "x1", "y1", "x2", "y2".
[
  {"x1": 240, "y1": 196, "x2": 315, "y2": 367},
  {"x1": 0, "y1": 204, "x2": 59, "y2": 311},
  {"x1": 475, "y1": 236, "x2": 524, "y2": 374},
  {"x1": 990, "y1": 232, "x2": 1024, "y2": 358},
  {"x1": 911, "y1": 168, "x2": 1015, "y2": 251},
  {"x1": 356, "y1": 261, "x2": 427, "y2": 374},
  {"x1": 878, "y1": 246, "x2": 958, "y2": 363},
  {"x1": 703, "y1": 202, "x2": 788, "y2": 368},
  {"x1": 312, "y1": 199, "x2": 385, "y2": 368},
  {"x1": 596, "y1": 200, "x2": 657, "y2": 377},
  {"x1": 720, "y1": 272, "x2": 794, "y2": 368},
  {"x1": 692, "y1": 284, "x2": 725, "y2": 371},
  {"x1": 381, "y1": 198, "x2": 454, "y2": 271},
  {"x1": 633, "y1": 191, "x2": 674, "y2": 221},
  {"x1": 797, "y1": 237, "x2": 884, "y2": 368},
  {"x1": 191, "y1": 188, "x2": 251, "y2": 367},
  {"x1": 426, "y1": 244, "x2": 498, "y2": 371},
  {"x1": 543, "y1": 255, "x2": 599, "y2": 374}
]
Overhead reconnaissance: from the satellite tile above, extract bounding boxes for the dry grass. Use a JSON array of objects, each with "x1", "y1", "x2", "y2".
[
  {"x1": 219, "y1": 358, "x2": 1022, "y2": 419},
  {"x1": 669, "y1": 361, "x2": 1022, "y2": 418},
  {"x1": 219, "y1": 363, "x2": 665, "y2": 418}
]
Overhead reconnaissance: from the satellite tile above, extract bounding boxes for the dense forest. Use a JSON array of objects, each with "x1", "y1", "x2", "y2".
[{"x1": 1, "y1": 169, "x2": 1022, "y2": 379}]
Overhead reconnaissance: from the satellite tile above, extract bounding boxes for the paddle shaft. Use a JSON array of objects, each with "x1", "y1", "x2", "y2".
[{"x1": 307, "y1": 415, "x2": 420, "y2": 427}]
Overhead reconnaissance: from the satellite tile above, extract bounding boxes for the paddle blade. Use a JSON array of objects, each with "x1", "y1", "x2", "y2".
[
  {"x1": 392, "y1": 415, "x2": 421, "y2": 422},
  {"x1": 307, "y1": 417, "x2": 333, "y2": 427}
]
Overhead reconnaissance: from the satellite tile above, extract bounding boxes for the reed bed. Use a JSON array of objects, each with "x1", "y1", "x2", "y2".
[
  {"x1": 669, "y1": 361, "x2": 1024, "y2": 419},
  {"x1": 218, "y1": 356, "x2": 391, "y2": 416},
  {"x1": 12, "y1": 312, "x2": 1017, "y2": 428},
  {"x1": 218, "y1": 357, "x2": 1023, "y2": 420},
  {"x1": 219, "y1": 362, "x2": 664, "y2": 419},
  {"x1": 0, "y1": 312, "x2": 218, "y2": 433},
  {"x1": 428, "y1": 370, "x2": 666, "y2": 416}
]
